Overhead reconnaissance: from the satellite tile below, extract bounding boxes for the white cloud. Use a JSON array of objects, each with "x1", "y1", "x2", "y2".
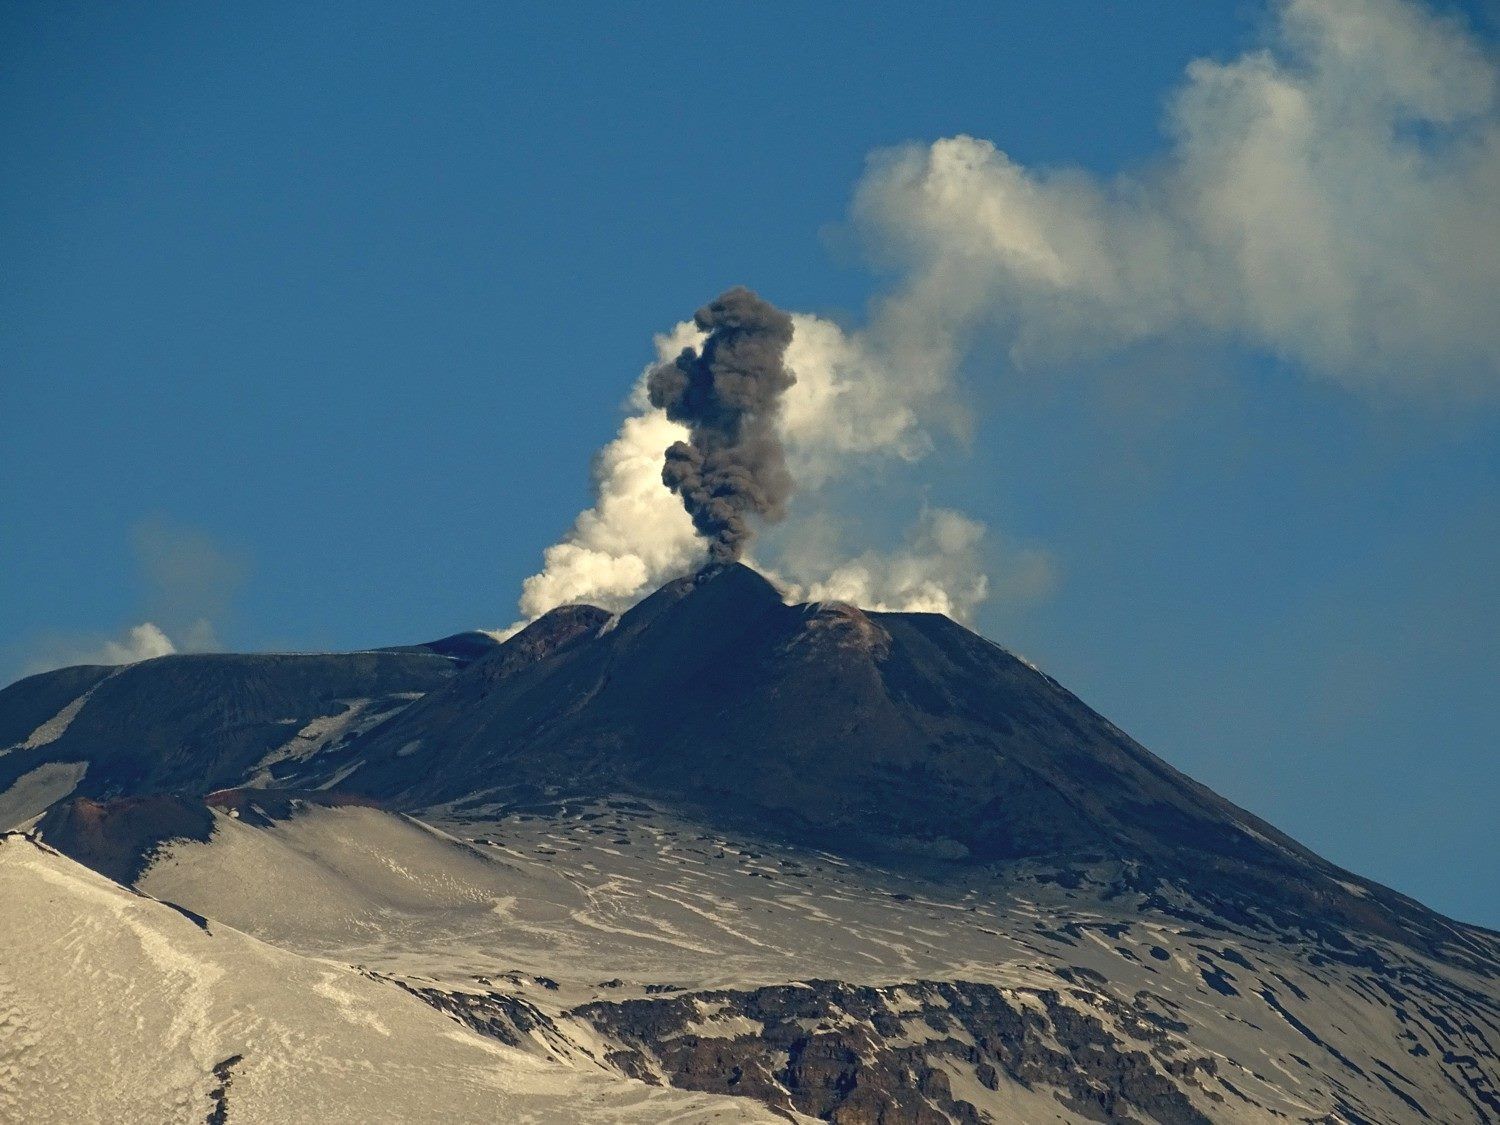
[
  {"x1": 502, "y1": 329, "x2": 700, "y2": 630},
  {"x1": 506, "y1": 312, "x2": 987, "y2": 626},
  {"x1": 516, "y1": 408, "x2": 698, "y2": 619},
  {"x1": 511, "y1": 0, "x2": 1493, "y2": 626},
  {"x1": 89, "y1": 623, "x2": 178, "y2": 665},
  {"x1": 22, "y1": 622, "x2": 179, "y2": 677},
  {"x1": 779, "y1": 313, "x2": 938, "y2": 484},
  {"x1": 850, "y1": 0, "x2": 1500, "y2": 391},
  {"x1": 769, "y1": 507, "x2": 1054, "y2": 623}
]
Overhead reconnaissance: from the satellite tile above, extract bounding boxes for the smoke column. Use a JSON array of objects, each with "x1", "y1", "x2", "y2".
[{"x1": 646, "y1": 287, "x2": 797, "y2": 562}]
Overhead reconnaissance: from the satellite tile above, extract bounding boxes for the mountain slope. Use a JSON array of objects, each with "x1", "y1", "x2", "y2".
[
  {"x1": 0, "y1": 648, "x2": 459, "y2": 827},
  {"x1": 0, "y1": 831, "x2": 784, "y2": 1124},
  {"x1": 1, "y1": 565, "x2": 1488, "y2": 960},
  {"x1": 335, "y1": 564, "x2": 1474, "y2": 963},
  {"x1": 29, "y1": 792, "x2": 1500, "y2": 1124},
  {"x1": 3, "y1": 563, "x2": 1496, "y2": 1123}
]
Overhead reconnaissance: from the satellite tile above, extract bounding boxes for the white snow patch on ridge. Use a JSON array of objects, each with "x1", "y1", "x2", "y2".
[
  {"x1": 20, "y1": 692, "x2": 93, "y2": 750},
  {"x1": 249, "y1": 693, "x2": 425, "y2": 784},
  {"x1": 0, "y1": 762, "x2": 87, "y2": 831},
  {"x1": 0, "y1": 834, "x2": 790, "y2": 1124},
  {"x1": 1, "y1": 678, "x2": 114, "y2": 760}
]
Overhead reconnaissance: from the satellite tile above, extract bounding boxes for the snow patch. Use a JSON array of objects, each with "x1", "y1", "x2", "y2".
[
  {"x1": 1, "y1": 678, "x2": 115, "y2": 760},
  {"x1": 251, "y1": 693, "x2": 424, "y2": 784},
  {"x1": 0, "y1": 761, "x2": 87, "y2": 830},
  {"x1": 18, "y1": 692, "x2": 94, "y2": 751}
]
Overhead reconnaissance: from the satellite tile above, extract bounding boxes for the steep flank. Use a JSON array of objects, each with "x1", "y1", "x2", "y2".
[
  {"x1": 37, "y1": 795, "x2": 216, "y2": 884},
  {"x1": 1, "y1": 565, "x2": 1489, "y2": 961},
  {"x1": 341, "y1": 564, "x2": 1485, "y2": 959},
  {"x1": 0, "y1": 664, "x2": 116, "y2": 748},
  {"x1": 0, "y1": 650, "x2": 456, "y2": 806}
]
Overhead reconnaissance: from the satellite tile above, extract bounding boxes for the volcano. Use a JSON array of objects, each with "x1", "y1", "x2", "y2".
[{"x1": 1, "y1": 563, "x2": 1496, "y2": 1123}]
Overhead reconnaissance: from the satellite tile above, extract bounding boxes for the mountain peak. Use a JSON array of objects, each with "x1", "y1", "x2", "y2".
[
  {"x1": 649, "y1": 559, "x2": 783, "y2": 608},
  {"x1": 694, "y1": 559, "x2": 782, "y2": 593},
  {"x1": 610, "y1": 560, "x2": 785, "y2": 642},
  {"x1": 2, "y1": 556, "x2": 1476, "y2": 964}
]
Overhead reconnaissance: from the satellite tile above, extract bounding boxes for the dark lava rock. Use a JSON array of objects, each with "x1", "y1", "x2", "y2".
[
  {"x1": 339, "y1": 564, "x2": 1469, "y2": 957},
  {"x1": 6, "y1": 563, "x2": 1490, "y2": 961},
  {"x1": 569, "y1": 978, "x2": 1214, "y2": 1125}
]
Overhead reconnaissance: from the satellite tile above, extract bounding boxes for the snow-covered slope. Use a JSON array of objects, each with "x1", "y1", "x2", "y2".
[
  {"x1": 76, "y1": 796, "x2": 1500, "y2": 1124},
  {"x1": 0, "y1": 832, "x2": 788, "y2": 1124},
  {"x1": 4, "y1": 565, "x2": 1496, "y2": 1122}
]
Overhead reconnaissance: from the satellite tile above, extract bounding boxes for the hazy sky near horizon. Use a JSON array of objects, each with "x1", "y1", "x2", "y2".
[{"x1": 3, "y1": 1, "x2": 1497, "y2": 926}]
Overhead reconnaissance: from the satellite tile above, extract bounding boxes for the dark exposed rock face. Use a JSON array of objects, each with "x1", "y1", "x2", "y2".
[
  {"x1": 407, "y1": 978, "x2": 1218, "y2": 1125},
  {"x1": 575, "y1": 980, "x2": 1218, "y2": 1125},
  {"x1": 342, "y1": 564, "x2": 1465, "y2": 958},
  {"x1": 381, "y1": 977, "x2": 561, "y2": 1051},
  {"x1": 0, "y1": 650, "x2": 455, "y2": 814},
  {"x1": 204, "y1": 1053, "x2": 243, "y2": 1125}
]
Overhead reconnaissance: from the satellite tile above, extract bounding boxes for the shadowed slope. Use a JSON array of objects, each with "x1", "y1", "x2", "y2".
[
  {"x1": 3, "y1": 564, "x2": 1491, "y2": 963},
  {"x1": 0, "y1": 650, "x2": 457, "y2": 817},
  {"x1": 336, "y1": 564, "x2": 1481, "y2": 960}
]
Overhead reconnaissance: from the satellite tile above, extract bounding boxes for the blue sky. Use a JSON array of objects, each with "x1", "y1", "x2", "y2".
[{"x1": 2, "y1": 1, "x2": 1497, "y2": 926}]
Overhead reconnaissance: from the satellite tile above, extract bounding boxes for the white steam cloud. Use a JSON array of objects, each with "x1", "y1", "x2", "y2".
[
  {"x1": 770, "y1": 507, "x2": 1056, "y2": 624},
  {"x1": 504, "y1": 312, "x2": 992, "y2": 631},
  {"x1": 508, "y1": 0, "x2": 1496, "y2": 628},
  {"x1": 852, "y1": 0, "x2": 1500, "y2": 391},
  {"x1": 79, "y1": 623, "x2": 179, "y2": 666},
  {"x1": 514, "y1": 324, "x2": 700, "y2": 623},
  {"x1": 17, "y1": 520, "x2": 243, "y2": 680},
  {"x1": 20, "y1": 622, "x2": 179, "y2": 679}
]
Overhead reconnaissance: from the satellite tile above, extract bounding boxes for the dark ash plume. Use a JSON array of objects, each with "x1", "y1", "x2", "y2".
[{"x1": 647, "y1": 287, "x2": 797, "y2": 562}]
